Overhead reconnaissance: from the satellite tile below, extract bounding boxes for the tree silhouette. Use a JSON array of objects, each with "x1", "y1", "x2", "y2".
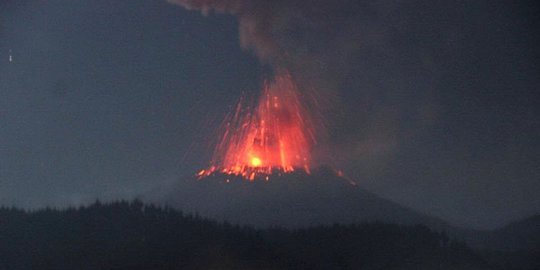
[{"x1": 0, "y1": 201, "x2": 493, "y2": 270}]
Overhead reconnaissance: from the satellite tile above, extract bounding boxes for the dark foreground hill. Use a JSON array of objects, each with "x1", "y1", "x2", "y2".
[
  {"x1": 474, "y1": 215, "x2": 540, "y2": 270},
  {"x1": 0, "y1": 200, "x2": 488, "y2": 270}
]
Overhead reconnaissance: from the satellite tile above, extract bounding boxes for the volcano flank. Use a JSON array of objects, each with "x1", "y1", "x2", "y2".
[{"x1": 154, "y1": 167, "x2": 450, "y2": 230}]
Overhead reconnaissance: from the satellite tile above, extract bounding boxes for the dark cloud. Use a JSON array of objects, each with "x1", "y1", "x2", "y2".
[
  {"x1": 166, "y1": 0, "x2": 437, "y2": 166},
  {"x1": 167, "y1": 0, "x2": 394, "y2": 82}
]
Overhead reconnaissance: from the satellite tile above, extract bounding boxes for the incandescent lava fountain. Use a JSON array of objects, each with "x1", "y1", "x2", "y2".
[{"x1": 198, "y1": 72, "x2": 317, "y2": 181}]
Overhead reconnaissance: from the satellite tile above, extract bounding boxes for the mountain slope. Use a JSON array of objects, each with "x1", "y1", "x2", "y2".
[
  {"x1": 495, "y1": 214, "x2": 540, "y2": 250},
  {"x1": 150, "y1": 168, "x2": 452, "y2": 230},
  {"x1": 149, "y1": 168, "x2": 539, "y2": 246}
]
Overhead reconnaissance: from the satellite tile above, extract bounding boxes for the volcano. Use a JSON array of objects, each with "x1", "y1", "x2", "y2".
[
  {"x1": 152, "y1": 167, "x2": 451, "y2": 230},
  {"x1": 154, "y1": 72, "x2": 452, "y2": 230}
]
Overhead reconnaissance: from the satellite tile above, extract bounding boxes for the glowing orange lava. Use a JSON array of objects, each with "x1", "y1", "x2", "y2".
[
  {"x1": 198, "y1": 73, "x2": 316, "y2": 181},
  {"x1": 250, "y1": 157, "x2": 262, "y2": 167}
]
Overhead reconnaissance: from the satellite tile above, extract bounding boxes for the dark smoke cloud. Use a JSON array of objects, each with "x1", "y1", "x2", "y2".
[
  {"x1": 167, "y1": 0, "x2": 416, "y2": 166},
  {"x1": 167, "y1": 0, "x2": 395, "y2": 83},
  {"x1": 167, "y1": 0, "x2": 539, "y2": 207}
]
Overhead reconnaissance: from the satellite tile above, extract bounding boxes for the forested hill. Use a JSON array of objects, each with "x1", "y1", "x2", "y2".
[{"x1": 0, "y1": 200, "x2": 488, "y2": 270}]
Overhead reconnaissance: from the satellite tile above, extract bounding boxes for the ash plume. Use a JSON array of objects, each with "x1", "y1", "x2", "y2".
[
  {"x1": 167, "y1": 0, "x2": 394, "y2": 84},
  {"x1": 167, "y1": 0, "x2": 446, "y2": 173}
]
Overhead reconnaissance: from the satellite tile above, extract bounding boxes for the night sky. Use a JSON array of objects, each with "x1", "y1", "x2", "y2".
[{"x1": 1, "y1": 0, "x2": 539, "y2": 229}]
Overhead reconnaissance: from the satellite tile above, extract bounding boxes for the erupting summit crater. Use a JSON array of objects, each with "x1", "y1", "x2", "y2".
[{"x1": 197, "y1": 73, "x2": 319, "y2": 181}]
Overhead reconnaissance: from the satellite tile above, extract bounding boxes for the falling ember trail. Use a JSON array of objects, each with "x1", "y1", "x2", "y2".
[{"x1": 198, "y1": 73, "x2": 316, "y2": 181}]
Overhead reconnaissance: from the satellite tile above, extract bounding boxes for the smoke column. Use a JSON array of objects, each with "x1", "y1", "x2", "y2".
[
  {"x1": 166, "y1": 0, "x2": 388, "y2": 87},
  {"x1": 167, "y1": 0, "x2": 418, "y2": 172}
]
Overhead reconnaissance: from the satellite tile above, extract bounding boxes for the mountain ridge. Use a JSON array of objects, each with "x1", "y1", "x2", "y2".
[
  {"x1": 149, "y1": 168, "x2": 455, "y2": 230},
  {"x1": 145, "y1": 167, "x2": 539, "y2": 255}
]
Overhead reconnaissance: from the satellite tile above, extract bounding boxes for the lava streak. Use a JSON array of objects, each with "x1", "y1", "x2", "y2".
[{"x1": 198, "y1": 73, "x2": 316, "y2": 180}]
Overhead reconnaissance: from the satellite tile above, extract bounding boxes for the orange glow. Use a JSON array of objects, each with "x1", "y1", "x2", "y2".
[
  {"x1": 250, "y1": 157, "x2": 262, "y2": 167},
  {"x1": 198, "y1": 72, "x2": 316, "y2": 180}
]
